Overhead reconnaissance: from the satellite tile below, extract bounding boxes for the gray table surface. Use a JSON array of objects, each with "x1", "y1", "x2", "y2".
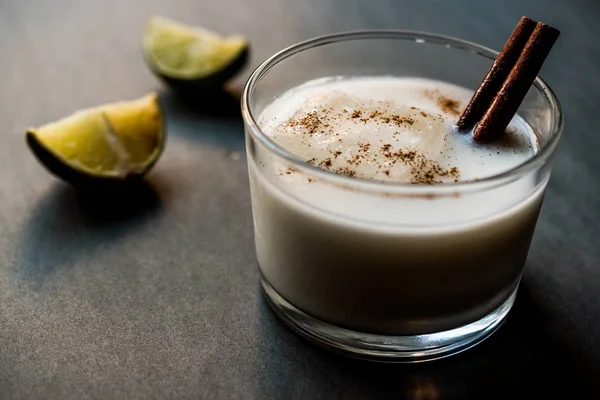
[{"x1": 1, "y1": 0, "x2": 599, "y2": 398}]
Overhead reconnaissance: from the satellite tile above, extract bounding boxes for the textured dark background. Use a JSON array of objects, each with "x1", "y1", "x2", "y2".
[{"x1": 1, "y1": 0, "x2": 598, "y2": 399}]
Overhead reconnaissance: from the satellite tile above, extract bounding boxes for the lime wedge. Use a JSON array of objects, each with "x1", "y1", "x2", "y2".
[
  {"x1": 143, "y1": 16, "x2": 249, "y2": 93},
  {"x1": 26, "y1": 93, "x2": 165, "y2": 188}
]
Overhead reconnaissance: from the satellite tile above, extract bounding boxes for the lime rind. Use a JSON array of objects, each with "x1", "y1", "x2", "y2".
[{"x1": 143, "y1": 16, "x2": 248, "y2": 80}]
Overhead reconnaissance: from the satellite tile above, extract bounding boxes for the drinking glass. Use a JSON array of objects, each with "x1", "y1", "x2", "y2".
[{"x1": 241, "y1": 31, "x2": 563, "y2": 362}]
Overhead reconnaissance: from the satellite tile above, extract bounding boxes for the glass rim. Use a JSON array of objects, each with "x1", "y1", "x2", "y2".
[{"x1": 241, "y1": 29, "x2": 564, "y2": 191}]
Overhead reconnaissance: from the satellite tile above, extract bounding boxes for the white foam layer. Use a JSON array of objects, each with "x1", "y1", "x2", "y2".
[{"x1": 259, "y1": 76, "x2": 536, "y2": 183}]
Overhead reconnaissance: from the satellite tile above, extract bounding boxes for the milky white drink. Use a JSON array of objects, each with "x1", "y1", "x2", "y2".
[{"x1": 248, "y1": 77, "x2": 545, "y2": 335}]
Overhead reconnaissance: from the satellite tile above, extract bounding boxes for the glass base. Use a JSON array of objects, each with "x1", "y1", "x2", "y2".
[{"x1": 261, "y1": 277, "x2": 517, "y2": 363}]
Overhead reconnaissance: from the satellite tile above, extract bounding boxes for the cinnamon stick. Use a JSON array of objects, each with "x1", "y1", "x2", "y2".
[
  {"x1": 472, "y1": 22, "x2": 560, "y2": 142},
  {"x1": 456, "y1": 16, "x2": 537, "y2": 132}
]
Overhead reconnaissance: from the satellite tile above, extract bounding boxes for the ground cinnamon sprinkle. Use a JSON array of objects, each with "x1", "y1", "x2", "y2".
[
  {"x1": 351, "y1": 110, "x2": 362, "y2": 119},
  {"x1": 320, "y1": 158, "x2": 332, "y2": 168},
  {"x1": 279, "y1": 167, "x2": 298, "y2": 176},
  {"x1": 358, "y1": 142, "x2": 371, "y2": 152},
  {"x1": 281, "y1": 98, "x2": 461, "y2": 184},
  {"x1": 390, "y1": 115, "x2": 415, "y2": 126},
  {"x1": 437, "y1": 96, "x2": 461, "y2": 116},
  {"x1": 378, "y1": 144, "x2": 458, "y2": 184},
  {"x1": 287, "y1": 111, "x2": 323, "y2": 134},
  {"x1": 335, "y1": 167, "x2": 357, "y2": 177},
  {"x1": 424, "y1": 90, "x2": 462, "y2": 116}
]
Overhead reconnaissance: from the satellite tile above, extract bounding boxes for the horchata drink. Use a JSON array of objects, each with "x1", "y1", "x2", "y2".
[{"x1": 242, "y1": 26, "x2": 561, "y2": 362}]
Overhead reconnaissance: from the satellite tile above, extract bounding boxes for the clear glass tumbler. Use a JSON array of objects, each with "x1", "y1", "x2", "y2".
[{"x1": 241, "y1": 31, "x2": 563, "y2": 362}]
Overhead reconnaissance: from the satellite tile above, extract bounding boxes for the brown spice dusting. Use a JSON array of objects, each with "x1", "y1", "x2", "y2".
[
  {"x1": 438, "y1": 96, "x2": 461, "y2": 115},
  {"x1": 319, "y1": 158, "x2": 331, "y2": 169},
  {"x1": 287, "y1": 111, "x2": 323, "y2": 134},
  {"x1": 377, "y1": 143, "x2": 458, "y2": 184},
  {"x1": 425, "y1": 89, "x2": 462, "y2": 116},
  {"x1": 320, "y1": 158, "x2": 332, "y2": 168},
  {"x1": 390, "y1": 115, "x2": 415, "y2": 126},
  {"x1": 280, "y1": 97, "x2": 462, "y2": 184},
  {"x1": 335, "y1": 167, "x2": 356, "y2": 178},
  {"x1": 279, "y1": 167, "x2": 298, "y2": 176}
]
